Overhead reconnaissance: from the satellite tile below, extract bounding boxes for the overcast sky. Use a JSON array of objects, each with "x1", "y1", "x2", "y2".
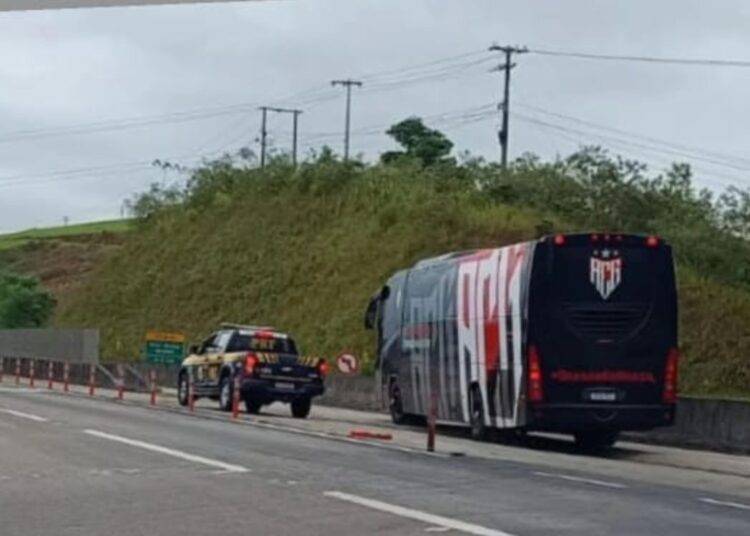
[{"x1": 1, "y1": 0, "x2": 750, "y2": 232}]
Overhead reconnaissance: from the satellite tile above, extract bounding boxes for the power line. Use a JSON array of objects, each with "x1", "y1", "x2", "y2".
[
  {"x1": 515, "y1": 102, "x2": 750, "y2": 168},
  {"x1": 513, "y1": 106, "x2": 750, "y2": 173},
  {"x1": 0, "y1": 50, "x2": 492, "y2": 145},
  {"x1": 513, "y1": 112, "x2": 750, "y2": 189},
  {"x1": 528, "y1": 48, "x2": 750, "y2": 68},
  {"x1": 0, "y1": 102, "x2": 261, "y2": 144},
  {"x1": 356, "y1": 49, "x2": 490, "y2": 82},
  {"x1": 525, "y1": 120, "x2": 742, "y2": 192},
  {"x1": 283, "y1": 103, "x2": 497, "y2": 146}
]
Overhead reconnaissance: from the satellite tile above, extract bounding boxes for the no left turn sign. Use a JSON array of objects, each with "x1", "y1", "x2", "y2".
[{"x1": 336, "y1": 353, "x2": 359, "y2": 375}]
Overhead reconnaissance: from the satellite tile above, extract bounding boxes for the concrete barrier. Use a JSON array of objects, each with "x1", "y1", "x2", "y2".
[
  {"x1": 0, "y1": 329, "x2": 99, "y2": 363},
  {"x1": 318, "y1": 374, "x2": 383, "y2": 412},
  {"x1": 628, "y1": 397, "x2": 750, "y2": 453}
]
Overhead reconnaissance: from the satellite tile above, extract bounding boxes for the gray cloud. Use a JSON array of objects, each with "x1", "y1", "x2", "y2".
[{"x1": 1, "y1": 0, "x2": 750, "y2": 232}]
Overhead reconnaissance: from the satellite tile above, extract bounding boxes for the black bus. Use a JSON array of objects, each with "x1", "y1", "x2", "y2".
[{"x1": 365, "y1": 233, "x2": 678, "y2": 449}]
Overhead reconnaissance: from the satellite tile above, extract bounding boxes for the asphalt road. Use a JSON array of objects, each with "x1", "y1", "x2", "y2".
[{"x1": 1, "y1": 386, "x2": 749, "y2": 535}]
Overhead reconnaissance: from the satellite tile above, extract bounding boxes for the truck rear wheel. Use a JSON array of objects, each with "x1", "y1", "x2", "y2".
[{"x1": 291, "y1": 397, "x2": 311, "y2": 419}]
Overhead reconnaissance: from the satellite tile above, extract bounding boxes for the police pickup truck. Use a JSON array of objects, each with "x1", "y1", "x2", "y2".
[{"x1": 177, "y1": 324, "x2": 327, "y2": 418}]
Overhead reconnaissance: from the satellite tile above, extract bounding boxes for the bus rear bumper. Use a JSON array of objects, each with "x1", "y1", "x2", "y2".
[{"x1": 527, "y1": 403, "x2": 676, "y2": 432}]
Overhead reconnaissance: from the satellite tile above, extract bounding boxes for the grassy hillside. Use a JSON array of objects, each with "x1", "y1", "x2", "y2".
[
  {"x1": 0, "y1": 219, "x2": 131, "y2": 251},
  {"x1": 55, "y1": 155, "x2": 750, "y2": 397},
  {"x1": 57, "y1": 169, "x2": 545, "y2": 368}
]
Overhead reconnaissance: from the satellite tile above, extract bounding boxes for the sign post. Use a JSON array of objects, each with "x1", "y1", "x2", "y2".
[
  {"x1": 144, "y1": 331, "x2": 186, "y2": 365},
  {"x1": 47, "y1": 361, "x2": 54, "y2": 390},
  {"x1": 150, "y1": 369, "x2": 157, "y2": 406},
  {"x1": 116, "y1": 364, "x2": 125, "y2": 400}
]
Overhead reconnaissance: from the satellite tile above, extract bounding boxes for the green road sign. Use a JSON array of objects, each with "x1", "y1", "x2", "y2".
[{"x1": 144, "y1": 331, "x2": 185, "y2": 365}]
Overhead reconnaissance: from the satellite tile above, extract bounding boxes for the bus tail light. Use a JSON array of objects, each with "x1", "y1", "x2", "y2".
[
  {"x1": 245, "y1": 353, "x2": 258, "y2": 376},
  {"x1": 553, "y1": 234, "x2": 566, "y2": 246},
  {"x1": 647, "y1": 235, "x2": 660, "y2": 248},
  {"x1": 663, "y1": 348, "x2": 679, "y2": 403},
  {"x1": 528, "y1": 345, "x2": 544, "y2": 403}
]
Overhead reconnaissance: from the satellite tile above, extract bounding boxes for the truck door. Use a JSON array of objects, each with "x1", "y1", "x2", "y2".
[{"x1": 206, "y1": 330, "x2": 232, "y2": 386}]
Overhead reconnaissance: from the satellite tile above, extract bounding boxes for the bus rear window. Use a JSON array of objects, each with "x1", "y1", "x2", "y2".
[
  {"x1": 550, "y1": 245, "x2": 661, "y2": 304},
  {"x1": 228, "y1": 335, "x2": 297, "y2": 354}
]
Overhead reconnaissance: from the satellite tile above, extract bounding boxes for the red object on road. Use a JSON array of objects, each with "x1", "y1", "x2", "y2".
[
  {"x1": 149, "y1": 369, "x2": 157, "y2": 406},
  {"x1": 347, "y1": 430, "x2": 393, "y2": 441},
  {"x1": 63, "y1": 362, "x2": 70, "y2": 393},
  {"x1": 15, "y1": 358, "x2": 20, "y2": 385},
  {"x1": 88, "y1": 364, "x2": 96, "y2": 396},
  {"x1": 232, "y1": 375, "x2": 240, "y2": 419},
  {"x1": 47, "y1": 361, "x2": 54, "y2": 390},
  {"x1": 116, "y1": 364, "x2": 124, "y2": 400},
  {"x1": 29, "y1": 360, "x2": 35, "y2": 388}
]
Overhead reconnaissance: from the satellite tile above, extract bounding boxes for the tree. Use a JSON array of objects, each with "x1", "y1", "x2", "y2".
[
  {"x1": 0, "y1": 271, "x2": 56, "y2": 328},
  {"x1": 382, "y1": 117, "x2": 454, "y2": 166}
]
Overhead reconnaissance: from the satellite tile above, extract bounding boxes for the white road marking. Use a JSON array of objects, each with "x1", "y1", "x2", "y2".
[
  {"x1": 425, "y1": 527, "x2": 451, "y2": 533},
  {"x1": 699, "y1": 497, "x2": 750, "y2": 511},
  {"x1": 0, "y1": 408, "x2": 48, "y2": 422},
  {"x1": 533, "y1": 471, "x2": 627, "y2": 489},
  {"x1": 83, "y1": 429, "x2": 249, "y2": 473},
  {"x1": 324, "y1": 491, "x2": 516, "y2": 536}
]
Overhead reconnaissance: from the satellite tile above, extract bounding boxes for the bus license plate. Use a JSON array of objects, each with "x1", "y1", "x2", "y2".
[
  {"x1": 275, "y1": 382, "x2": 295, "y2": 391},
  {"x1": 589, "y1": 391, "x2": 616, "y2": 402}
]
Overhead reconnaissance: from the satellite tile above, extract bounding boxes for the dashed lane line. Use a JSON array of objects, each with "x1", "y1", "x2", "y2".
[
  {"x1": 324, "y1": 491, "x2": 517, "y2": 536},
  {"x1": 532, "y1": 471, "x2": 627, "y2": 489},
  {"x1": 82, "y1": 429, "x2": 249, "y2": 474},
  {"x1": 0, "y1": 408, "x2": 48, "y2": 422},
  {"x1": 698, "y1": 497, "x2": 750, "y2": 511}
]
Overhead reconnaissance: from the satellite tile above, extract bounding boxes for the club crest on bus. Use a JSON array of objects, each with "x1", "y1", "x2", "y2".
[{"x1": 590, "y1": 249, "x2": 622, "y2": 300}]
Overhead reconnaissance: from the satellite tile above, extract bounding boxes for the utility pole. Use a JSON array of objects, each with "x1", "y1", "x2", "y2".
[
  {"x1": 331, "y1": 79, "x2": 362, "y2": 161},
  {"x1": 259, "y1": 106, "x2": 269, "y2": 169},
  {"x1": 259, "y1": 106, "x2": 302, "y2": 167},
  {"x1": 489, "y1": 44, "x2": 527, "y2": 169},
  {"x1": 290, "y1": 109, "x2": 302, "y2": 166}
]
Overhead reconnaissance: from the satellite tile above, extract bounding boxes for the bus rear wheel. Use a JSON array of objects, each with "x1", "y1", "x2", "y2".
[
  {"x1": 574, "y1": 430, "x2": 619, "y2": 451},
  {"x1": 470, "y1": 386, "x2": 488, "y2": 441}
]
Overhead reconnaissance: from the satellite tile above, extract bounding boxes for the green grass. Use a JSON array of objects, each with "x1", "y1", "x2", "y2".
[
  {"x1": 57, "y1": 171, "x2": 547, "y2": 366},
  {"x1": 53, "y1": 167, "x2": 750, "y2": 398},
  {"x1": 0, "y1": 219, "x2": 132, "y2": 250}
]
